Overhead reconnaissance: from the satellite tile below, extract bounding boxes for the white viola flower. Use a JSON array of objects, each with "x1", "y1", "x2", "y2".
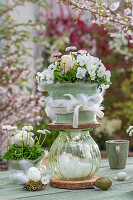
[
  {"x1": 97, "y1": 64, "x2": 106, "y2": 77},
  {"x1": 42, "y1": 70, "x2": 49, "y2": 77},
  {"x1": 41, "y1": 175, "x2": 50, "y2": 185},
  {"x1": 48, "y1": 63, "x2": 57, "y2": 71},
  {"x1": 87, "y1": 65, "x2": 97, "y2": 76},
  {"x1": 126, "y1": 126, "x2": 133, "y2": 133},
  {"x1": 76, "y1": 67, "x2": 86, "y2": 79},
  {"x1": 105, "y1": 70, "x2": 111, "y2": 82},
  {"x1": 2, "y1": 125, "x2": 12, "y2": 130},
  {"x1": 129, "y1": 130, "x2": 133, "y2": 137},
  {"x1": 77, "y1": 55, "x2": 87, "y2": 66},
  {"x1": 94, "y1": 57, "x2": 100, "y2": 67},
  {"x1": 46, "y1": 70, "x2": 54, "y2": 84},
  {"x1": 22, "y1": 126, "x2": 33, "y2": 131},
  {"x1": 85, "y1": 56, "x2": 95, "y2": 67},
  {"x1": 36, "y1": 72, "x2": 45, "y2": 82},
  {"x1": 37, "y1": 129, "x2": 51, "y2": 135},
  {"x1": 90, "y1": 74, "x2": 96, "y2": 80}
]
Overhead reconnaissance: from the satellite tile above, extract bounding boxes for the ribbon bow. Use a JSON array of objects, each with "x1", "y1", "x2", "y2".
[{"x1": 40, "y1": 93, "x2": 104, "y2": 128}]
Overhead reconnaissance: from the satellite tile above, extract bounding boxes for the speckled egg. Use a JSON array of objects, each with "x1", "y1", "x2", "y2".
[
  {"x1": 116, "y1": 172, "x2": 127, "y2": 181},
  {"x1": 27, "y1": 167, "x2": 41, "y2": 182},
  {"x1": 95, "y1": 177, "x2": 112, "y2": 190}
]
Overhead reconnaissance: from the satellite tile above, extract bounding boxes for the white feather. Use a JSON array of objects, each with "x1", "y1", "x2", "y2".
[
  {"x1": 19, "y1": 159, "x2": 33, "y2": 171},
  {"x1": 10, "y1": 172, "x2": 29, "y2": 184}
]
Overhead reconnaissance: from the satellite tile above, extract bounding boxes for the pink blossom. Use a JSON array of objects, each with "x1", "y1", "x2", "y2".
[
  {"x1": 57, "y1": 58, "x2": 62, "y2": 61},
  {"x1": 65, "y1": 46, "x2": 77, "y2": 51},
  {"x1": 62, "y1": 67, "x2": 70, "y2": 73},
  {"x1": 51, "y1": 52, "x2": 62, "y2": 57},
  {"x1": 78, "y1": 50, "x2": 87, "y2": 54}
]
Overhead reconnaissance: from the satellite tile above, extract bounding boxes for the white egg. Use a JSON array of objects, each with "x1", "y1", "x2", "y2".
[
  {"x1": 27, "y1": 167, "x2": 41, "y2": 181},
  {"x1": 116, "y1": 172, "x2": 127, "y2": 181}
]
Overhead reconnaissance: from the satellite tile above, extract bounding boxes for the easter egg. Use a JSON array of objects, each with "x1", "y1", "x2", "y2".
[
  {"x1": 27, "y1": 167, "x2": 41, "y2": 182},
  {"x1": 95, "y1": 177, "x2": 112, "y2": 190},
  {"x1": 116, "y1": 172, "x2": 127, "y2": 181}
]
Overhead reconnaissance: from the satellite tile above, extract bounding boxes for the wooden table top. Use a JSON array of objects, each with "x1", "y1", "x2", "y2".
[{"x1": 0, "y1": 158, "x2": 133, "y2": 200}]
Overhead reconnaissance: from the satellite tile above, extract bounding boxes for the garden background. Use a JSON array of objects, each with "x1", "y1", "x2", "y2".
[{"x1": 0, "y1": 0, "x2": 133, "y2": 168}]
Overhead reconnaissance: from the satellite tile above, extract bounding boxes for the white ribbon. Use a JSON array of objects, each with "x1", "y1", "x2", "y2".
[{"x1": 40, "y1": 93, "x2": 104, "y2": 128}]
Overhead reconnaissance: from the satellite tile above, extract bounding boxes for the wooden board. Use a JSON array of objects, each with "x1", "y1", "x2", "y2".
[
  {"x1": 46, "y1": 123, "x2": 101, "y2": 130},
  {"x1": 50, "y1": 176, "x2": 99, "y2": 189}
]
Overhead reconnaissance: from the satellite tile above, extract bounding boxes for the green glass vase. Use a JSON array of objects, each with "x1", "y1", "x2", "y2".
[{"x1": 49, "y1": 129, "x2": 101, "y2": 180}]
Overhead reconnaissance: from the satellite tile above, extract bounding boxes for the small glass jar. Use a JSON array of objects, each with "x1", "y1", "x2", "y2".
[{"x1": 49, "y1": 129, "x2": 101, "y2": 181}]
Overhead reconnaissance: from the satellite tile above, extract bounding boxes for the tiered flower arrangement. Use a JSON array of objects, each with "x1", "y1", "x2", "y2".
[{"x1": 37, "y1": 46, "x2": 111, "y2": 87}]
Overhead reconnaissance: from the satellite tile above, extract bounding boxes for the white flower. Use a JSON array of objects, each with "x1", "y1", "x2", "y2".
[
  {"x1": 18, "y1": 130, "x2": 28, "y2": 135},
  {"x1": 77, "y1": 55, "x2": 87, "y2": 66},
  {"x1": 48, "y1": 63, "x2": 57, "y2": 70},
  {"x1": 109, "y1": 2, "x2": 120, "y2": 11},
  {"x1": 37, "y1": 129, "x2": 51, "y2": 134},
  {"x1": 27, "y1": 167, "x2": 41, "y2": 182},
  {"x1": 41, "y1": 175, "x2": 50, "y2": 185},
  {"x1": 97, "y1": 64, "x2": 106, "y2": 77},
  {"x1": 2, "y1": 125, "x2": 12, "y2": 130},
  {"x1": 61, "y1": 55, "x2": 72, "y2": 69},
  {"x1": 129, "y1": 130, "x2": 133, "y2": 137},
  {"x1": 126, "y1": 126, "x2": 133, "y2": 133},
  {"x1": 76, "y1": 67, "x2": 86, "y2": 79},
  {"x1": 85, "y1": 56, "x2": 95, "y2": 66},
  {"x1": 90, "y1": 75, "x2": 96, "y2": 80},
  {"x1": 124, "y1": 8, "x2": 131, "y2": 15},
  {"x1": 46, "y1": 70, "x2": 54, "y2": 84},
  {"x1": 22, "y1": 126, "x2": 33, "y2": 131},
  {"x1": 87, "y1": 65, "x2": 97, "y2": 76},
  {"x1": 105, "y1": 70, "x2": 111, "y2": 82},
  {"x1": 10, "y1": 126, "x2": 17, "y2": 130}
]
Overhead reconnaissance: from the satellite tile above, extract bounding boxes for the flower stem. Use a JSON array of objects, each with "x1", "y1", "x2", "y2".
[
  {"x1": 40, "y1": 134, "x2": 46, "y2": 147},
  {"x1": 37, "y1": 134, "x2": 42, "y2": 145},
  {"x1": 7, "y1": 130, "x2": 10, "y2": 148}
]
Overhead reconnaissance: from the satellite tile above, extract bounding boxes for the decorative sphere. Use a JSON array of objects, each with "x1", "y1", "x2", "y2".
[
  {"x1": 95, "y1": 177, "x2": 112, "y2": 190},
  {"x1": 27, "y1": 167, "x2": 41, "y2": 182},
  {"x1": 116, "y1": 172, "x2": 127, "y2": 181}
]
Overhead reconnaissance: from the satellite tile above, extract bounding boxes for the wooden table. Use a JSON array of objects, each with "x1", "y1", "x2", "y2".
[{"x1": 0, "y1": 158, "x2": 133, "y2": 200}]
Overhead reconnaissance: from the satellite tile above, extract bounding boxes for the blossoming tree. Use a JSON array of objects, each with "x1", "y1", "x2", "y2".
[
  {"x1": 59, "y1": 0, "x2": 133, "y2": 42},
  {"x1": 0, "y1": 0, "x2": 46, "y2": 157}
]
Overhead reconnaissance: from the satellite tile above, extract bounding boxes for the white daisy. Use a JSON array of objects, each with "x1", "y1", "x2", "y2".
[
  {"x1": 2, "y1": 125, "x2": 12, "y2": 130},
  {"x1": 41, "y1": 175, "x2": 50, "y2": 185},
  {"x1": 37, "y1": 129, "x2": 51, "y2": 135},
  {"x1": 76, "y1": 67, "x2": 86, "y2": 79},
  {"x1": 22, "y1": 126, "x2": 33, "y2": 131}
]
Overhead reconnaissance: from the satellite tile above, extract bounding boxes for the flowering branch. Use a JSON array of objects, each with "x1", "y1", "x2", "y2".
[{"x1": 59, "y1": 0, "x2": 133, "y2": 41}]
